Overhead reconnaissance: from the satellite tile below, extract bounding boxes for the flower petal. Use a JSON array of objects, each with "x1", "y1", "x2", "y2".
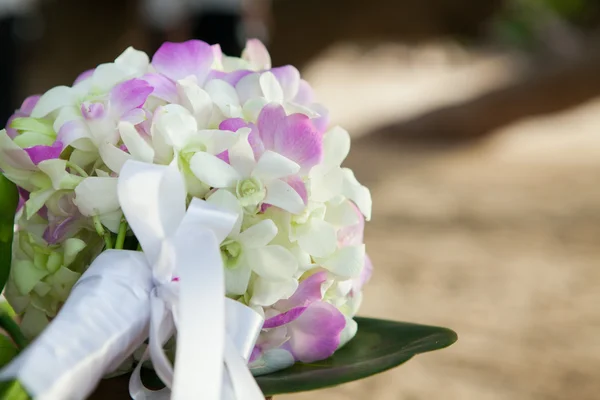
[
  {"x1": 250, "y1": 276, "x2": 298, "y2": 307},
  {"x1": 119, "y1": 121, "x2": 155, "y2": 163},
  {"x1": 294, "y1": 80, "x2": 314, "y2": 105},
  {"x1": 317, "y1": 245, "x2": 365, "y2": 279},
  {"x1": 205, "y1": 79, "x2": 242, "y2": 118},
  {"x1": 142, "y1": 73, "x2": 178, "y2": 103},
  {"x1": 264, "y1": 179, "x2": 306, "y2": 214},
  {"x1": 271, "y1": 66, "x2": 300, "y2": 101},
  {"x1": 249, "y1": 349, "x2": 295, "y2": 377},
  {"x1": 0, "y1": 129, "x2": 36, "y2": 170},
  {"x1": 341, "y1": 168, "x2": 372, "y2": 221},
  {"x1": 323, "y1": 126, "x2": 351, "y2": 168},
  {"x1": 225, "y1": 264, "x2": 252, "y2": 296},
  {"x1": 114, "y1": 46, "x2": 150, "y2": 75},
  {"x1": 257, "y1": 104, "x2": 323, "y2": 172},
  {"x1": 253, "y1": 151, "x2": 300, "y2": 181},
  {"x1": 238, "y1": 219, "x2": 278, "y2": 248},
  {"x1": 99, "y1": 143, "x2": 132, "y2": 173},
  {"x1": 247, "y1": 245, "x2": 298, "y2": 279},
  {"x1": 74, "y1": 177, "x2": 120, "y2": 216},
  {"x1": 296, "y1": 219, "x2": 338, "y2": 258},
  {"x1": 259, "y1": 72, "x2": 284, "y2": 103},
  {"x1": 287, "y1": 302, "x2": 346, "y2": 363},
  {"x1": 206, "y1": 189, "x2": 243, "y2": 236},
  {"x1": 189, "y1": 151, "x2": 241, "y2": 188},
  {"x1": 152, "y1": 40, "x2": 214, "y2": 83},
  {"x1": 276, "y1": 270, "x2": 328, "y2": 310},
  {"x1": 263, "y1": 306, "x2": 307, "y2": 329},
  {"x1": 282, "y1": 175, "x2": 307, "y2": 205},
  {"x1": 30, "y1": 86, "x2": 77, "y2": 118},
  {"x1": 235, "y1": 73, "x2": 262, "y2": 104},
  {"x1": 353, "y1": 254, "x2": 373, "y2": 294},
  {"x1": 176, "y1": 78, "x2": 212, "y2": 127},
  {"x1": 242, "y1": 39, "x2": 271, "y2": 70},
  {"x1": 109, "y1": 78, "x2": 153, "y2": 117},
  {"x1": 153, "y1": 104, "x2": 198, "y2": 150},
  {"x1": 23, "y1": 141, "x2": 63, "y2": 165}
]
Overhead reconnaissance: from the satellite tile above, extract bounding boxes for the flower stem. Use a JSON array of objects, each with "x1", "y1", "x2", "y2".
[
  {"x1": 115, "y1": 219, "x2": 128, "y2": 250},
  {"x1": 65, "y1": 161, "x2": 88, "y2": 177},
  {"x1": 0, "y1": 313, "x2": 27, "y2": 350},
  {"x1": 93, "y1": 215, "x2": 113, "y2": 250}
]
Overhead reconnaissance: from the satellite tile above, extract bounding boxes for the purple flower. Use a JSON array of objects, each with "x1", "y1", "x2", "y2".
[
  {"x1": 255, "y1": 271, "x2": 346, "y2": 363},
  {"x1": 144, "y1": 40, "x2": 214, "y2": 102}
]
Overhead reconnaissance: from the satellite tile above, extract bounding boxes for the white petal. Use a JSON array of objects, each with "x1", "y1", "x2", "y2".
[
  {"x1": 264, "y1": 179, "x2": 305, "y2": 214},
  {"x1": 91, "y1": 63, "x2": 131, "y2": 93},
  {"x1": 99, "y1": 143, "x2": 132, "y2": 173},
  {"x1": 31, "y1": 86, "x2": 76, "y2": 118},
  {"x1": 296, "y1": 219, "x2": 338, "y2": 258},
  {"x1": 323, "y1": 126, "x2": 351, "y2": 167},
  {"x1": 189, "y1": 152, "x2": 240, "y2": 188},
  {"x1": 38, "y1": 159, "x2": 82, "y2": 190},
  {"x1": 206, "y1": 189, "x2": 243, "y2": 236},
  {"x1": 309, "y1": 165, "x2": 344, "y2": 203},
  {"x1": 259, "y1": 72, "x2": 284, "y2": 103},
  {"x1": 242, "y1": 97, "x2": 269, "y2": 122},
  {"x1": 242, "y1": 40, "x2": 272, "y2": 70},
  {"x1": 246, "y1": 245, "x2": 297, "y2": 279},
  {"x1": 253, "y1": 151, "x2": 300, "y2": 181},
  {"x1": 114, "y1": 46, "x2": 150, "y2": 75},
  {"x1": 194, "y1": 129, "x2": 237, "y2": 155},
  {"x1": 154, "y1": 104, "x2": 198, "y2": 150},
  {"x1": 74, "y1": 177, "x2": 120, "y2": 216},
  {"x1": 238, "y1": 219, "x2": 277, "y2": 249},
  {"x1": 338, "y1": 316, "x2": 358, "y2": 349},
  {"x1": 250, "y1": 276, "x2": 298, "y2": 307},
  {"x1": 224, "y1": 264, "x2": 252, "y2": 296},
  {"x1": 235, "y1": 73, "x2": 262, "y2": 104},
  {"x1": 176, "y1": 78, "x2": 212, "y2": 128},
  {"x1": 205, "y1": 79, "x2": 242, "y2": 118},
  {"x1": 228, "y1": 128, "x2": 256, "y2": 177},
  {"x1": 150, "y1": 112, "x2": 174, "y2": 164},
  {"x1": 53, "y1": 106, "x2": 82, "y2": 133},
  {"x1": 341, "y1": 168, "x2": 372, "y2": 221},
  {"x1": 317, "y1": 245, "x2": 365, "y2": 279},
  {"x1": 325, "y1": 198, "x2": 360, "y2": 227},
  {"x1": 100, "y1": 210, "x2": 123, "y2": 233},
  {"x1": 119, "y1": 121, "x2": 155, "y2": 163}
]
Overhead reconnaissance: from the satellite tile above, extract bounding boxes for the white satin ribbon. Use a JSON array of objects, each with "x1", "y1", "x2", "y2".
[{"x1": 0, "y1": 160, "x2": 266, "y2": 400}]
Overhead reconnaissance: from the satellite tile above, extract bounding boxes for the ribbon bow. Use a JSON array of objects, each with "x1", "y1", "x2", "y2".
[
  {"x1": 119, "y1": 160, "x2": 265, "y2": 400},
  {"x1": 0, "y1": 160, "x2": 266, "y2": 400}
]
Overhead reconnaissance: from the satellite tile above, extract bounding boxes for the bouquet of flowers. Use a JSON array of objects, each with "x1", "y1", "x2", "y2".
[{"x1": 0, "y1": 40, "x2": 456, "y2": 399}]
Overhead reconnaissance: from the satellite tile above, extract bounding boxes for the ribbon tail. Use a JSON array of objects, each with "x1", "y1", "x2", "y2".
[
  {"x1": 0, "y1": 250, "x2": 154, "y2": 400},
  {"x1": 223, "y1": 335, "x2": 265, "y2": 400}
]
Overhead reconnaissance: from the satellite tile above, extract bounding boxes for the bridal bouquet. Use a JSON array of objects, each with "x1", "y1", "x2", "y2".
[{"x1": 0, "y1": 39, "x2": 455, "y2": 400}]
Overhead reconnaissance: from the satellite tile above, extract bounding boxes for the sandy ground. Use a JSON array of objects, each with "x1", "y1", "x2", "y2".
[{"x1": 279, "y1": 46, "x2": 600, "y2": 400}]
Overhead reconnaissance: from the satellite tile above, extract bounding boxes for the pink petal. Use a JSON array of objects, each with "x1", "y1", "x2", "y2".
[
  {"x1": 294, "y1": 80, "x2": 314, "y2": 105},
  {"x1": 5, "y1": 112, "x2": 24, "y2": 139},
  {"x1": 287, "y1": 302, "x2": 346, "y2": 363},
  {"x1": 81, "y1": 102, "x2": 105, "y2": 120},
  {"x1": 283, "y1": 175, "x2": 308, "y2": 205},
  {"x1": 152, "y1": 40, "x2": 214, "y2": 84},
  {"x1": 17, "y1": 188, "x2": 29, "y2": 212},
  {"x1": 219, "y1": 119, "x2": 264, "y2": 159},
  {"x1": 208, "y1": 70, "x2": 253, "y2": 86},
  {"x1": 263, "y1": 306, "x2": 307, "y2": 329},
  {"x1": 20, "y1": 95, "x2": 41, "y2": 115},
  {"x1": 142, "y1": 73, "x2": 178, "y2": 103},
  {"x1": 257, "y1": 104, "x2": 323, "y2": 173},
  {"x1": 311, "y1": 103, "x2": 330, "y2": 133},
  {"x1": 109, "y1": 78, "x2": 153, "y2": 117},
  {"x1": 73, "y1": 68, "x2": 94, "y2": 85},
  {"x1": 216, "y1": 151, "x2": 229, "y2": 164},
  {"x1": 337, "y1": 202, "x2": 365, "y2": 247},
  {"x1": 24, "y1": 141, "x2": 63, "y2": 165},
  {"x1": 271, "y1": 66, "x2": 300, "y2": 100},
  {"x1": 276, "y1": 271, "x2": 327, "y2": 310}
]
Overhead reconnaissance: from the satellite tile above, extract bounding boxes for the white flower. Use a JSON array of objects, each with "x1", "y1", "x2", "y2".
[{"x1": 190, "y1": 128, "x2": 306, "y2": 214}]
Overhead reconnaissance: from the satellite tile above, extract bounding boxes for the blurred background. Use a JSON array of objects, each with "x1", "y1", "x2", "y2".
[{"x1": 2, "y1": 0, "x2": 600, "y2": 399}]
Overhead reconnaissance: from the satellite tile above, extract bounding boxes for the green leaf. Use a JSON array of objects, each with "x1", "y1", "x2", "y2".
[
  {"x1": 0, "y1": 380, "x2": 31, "y2": 400},
  {"x1": 0, "y1": 335, "x2": 18, "y2": 368},
  {"x1": 0, "y1": 173, "x2": 19, "y2": 293},
  {"x1": 95, "y1": 318, "x2": 456, "y2": 397},
  {"x1": 256, "y1": 318, "x2": 457, "y2": 396}
]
